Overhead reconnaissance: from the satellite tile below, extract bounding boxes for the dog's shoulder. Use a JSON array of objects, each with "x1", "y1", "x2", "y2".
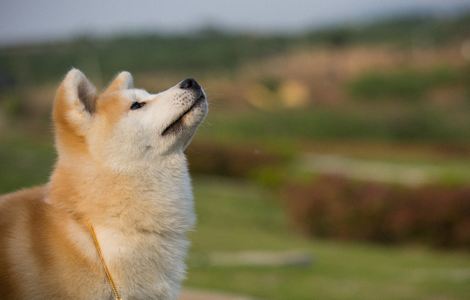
[
  {"x1": 0, "y1": 185, "x2": 50, "y2": 262},
  {"x1": 0, "y1": 185, "x2": 47, "y2": 214},
  {"x1": 0, "y1": 185, "x2": 49, "y2": 250},
  {"x1": 0, "y1": 186, "x2": 48, "y2": 298},
  {"x1": 0, "y1": 185, "x2": 47, "y2": 201}
]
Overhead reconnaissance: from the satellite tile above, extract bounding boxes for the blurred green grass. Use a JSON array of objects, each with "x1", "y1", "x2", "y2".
[
  {"x1": 199, "y1": 105, "x2": 470, "y2": 144},
  {"x1": 187, "y1": 177, "x2": 470, "y2": 300},
  {"x1": 347, "y1": 66, "x2": 470, "y2": 101},
  {"x1": 0, "y1": 134, "x2": 54, "y2": 194}
]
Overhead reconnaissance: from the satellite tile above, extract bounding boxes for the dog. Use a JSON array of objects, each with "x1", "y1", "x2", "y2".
[{"x1": 0, "y1": 69, "x2": 208, "y2": 299}]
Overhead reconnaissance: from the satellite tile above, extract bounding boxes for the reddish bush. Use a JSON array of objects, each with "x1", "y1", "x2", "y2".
[
  {"x1": 186, "y1": 141, "x2": 287, "y2": 178},
  {"x1": 282, "y1": 176, "x2": 470, "y2": 249}
]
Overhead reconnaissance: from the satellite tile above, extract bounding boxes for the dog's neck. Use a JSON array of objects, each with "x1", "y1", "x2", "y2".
[
  {"x1": 48, "y1": 152, "x2": 195, "y2": 235},
  {"x1": 47, "y1": 152, "x2": 194, "y2": 298}
]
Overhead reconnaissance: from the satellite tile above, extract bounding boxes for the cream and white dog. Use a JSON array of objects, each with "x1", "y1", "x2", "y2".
[{"x1": 0, "y1": 69, "x2": 208, "y2": 299}]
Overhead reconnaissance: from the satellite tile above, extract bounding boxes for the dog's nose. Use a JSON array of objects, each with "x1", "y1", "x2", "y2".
[{"x1": 180, "y1": 78, "x2": 201, "y2": 91}]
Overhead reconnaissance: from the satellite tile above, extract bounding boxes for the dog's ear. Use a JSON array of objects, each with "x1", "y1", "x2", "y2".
[
  {"x1": 104, "y1": 71, "x2": 133, "y2": 94},
  {"x1": 53, "y1": 68, "x2": 97, "y2": 134}
]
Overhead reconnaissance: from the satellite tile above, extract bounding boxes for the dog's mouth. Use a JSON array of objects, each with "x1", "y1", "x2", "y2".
[{"x1": 161, "y1": 94, "x2": 206, "y2": 136}]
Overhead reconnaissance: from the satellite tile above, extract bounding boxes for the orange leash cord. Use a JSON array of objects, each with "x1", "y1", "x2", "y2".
[{"x1": 86, "y1": 222, "x2": 123, "y2": 300}]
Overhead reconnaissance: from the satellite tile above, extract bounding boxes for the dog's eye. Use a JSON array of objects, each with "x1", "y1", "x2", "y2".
[{"x1": 130, "y1": 102, "x2": 145, "y2": 110}]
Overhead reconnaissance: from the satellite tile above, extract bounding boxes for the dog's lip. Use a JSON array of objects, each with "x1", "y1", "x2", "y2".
[{"x1": 161, "y1": 94, "x2": 206, "y2": 136}]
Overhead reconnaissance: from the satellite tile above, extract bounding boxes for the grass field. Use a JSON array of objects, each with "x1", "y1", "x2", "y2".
[
  {"x1": 187, "y1": 177, "x2": 470, "y2": 300},
  {"x1": 197, "y1": 104, "x2": 470, "y2": 147}
]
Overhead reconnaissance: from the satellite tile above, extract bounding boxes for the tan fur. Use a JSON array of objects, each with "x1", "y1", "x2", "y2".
[
  {"x1": 0, "y1": 69, "x2": 207, "y2": 299},
  {"x1": 0, "y1": 187, "x2": 101, "y2": 299}
]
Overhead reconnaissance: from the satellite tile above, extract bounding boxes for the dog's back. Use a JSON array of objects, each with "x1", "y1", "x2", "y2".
[
  {"x1": 0, "y1": 186, "x2": 110, "y2": 299},
  {"x1": 0, "y1": 187, "x2": 47, "y2": 298}
]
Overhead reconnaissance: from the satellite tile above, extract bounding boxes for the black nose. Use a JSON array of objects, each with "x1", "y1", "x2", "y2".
[{"x1": 180, "y1": 78, "x2": 201, "y2": 91}]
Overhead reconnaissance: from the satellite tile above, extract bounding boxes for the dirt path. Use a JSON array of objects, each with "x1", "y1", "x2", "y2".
[
  {"x1": 301, "y1": 153, "x2": 437, "y2": 186},
  {"x1": 180, "y1": 289, "x2": 254, "y2": 300}
]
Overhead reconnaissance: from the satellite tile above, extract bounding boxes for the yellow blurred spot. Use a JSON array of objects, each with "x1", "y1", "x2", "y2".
[{"x1": 279, "y1": 80, "x2": 309, "y2": 108}]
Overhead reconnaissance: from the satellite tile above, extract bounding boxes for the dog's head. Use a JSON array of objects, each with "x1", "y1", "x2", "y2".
[{"x1": 53, "y1": 69, "x2": 208, "y2": 171}]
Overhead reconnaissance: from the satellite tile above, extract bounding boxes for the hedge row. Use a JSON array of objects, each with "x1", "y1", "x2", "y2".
[
  {"x1": 186, "y1": 141, "x2": 287, "y2": 178},
  {"x1": 282, "y1": 175, "x2": 470, "y2": 249}
]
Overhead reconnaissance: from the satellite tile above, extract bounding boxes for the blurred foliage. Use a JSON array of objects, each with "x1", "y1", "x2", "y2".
[
  {"x1": 199, "y1": 106, "x2": 470, "y2": 144},
  {"x1": 283, "y1": 175, "x2": 470, "y2": 249},
  {"x1": 0, "y1": 91, "x2": 24, "y2": 117},
  {"x1": 348, "y1": 67, "x2": 469, "y2": 100},
  {"x1": 186, "y1": 140, "x2": 292, "y2": 179},
  {"x1": 0, "y1": 13, "x2": 469, "y2": 84},
  {"x1": 259, "y1": 77, "x2": 282, "y2": 92},
  {"x1": 0, "y1": 135, "x2": 54, "y2": 194},
  {"x1": 0, "y1": 34, "x2": 292, "y2": 84}
]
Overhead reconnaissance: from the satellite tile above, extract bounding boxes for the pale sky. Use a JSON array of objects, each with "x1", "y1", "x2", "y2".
[{"x1": 0, "y1": 0, "x2": 469, "y2": 46}]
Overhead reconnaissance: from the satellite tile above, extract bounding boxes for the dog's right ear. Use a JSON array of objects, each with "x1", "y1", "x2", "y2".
[
  {"x1": 104, "y1": 71, "x2": 133, "y2": 94},
  {"x1": 53, "y1": 68, "x2": 97, "y2": 134}
]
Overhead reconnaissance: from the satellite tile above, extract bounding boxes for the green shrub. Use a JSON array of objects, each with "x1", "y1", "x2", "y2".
[
  {"x1": 200, "y1": 107, "x2": 470, "y2": 143},
  {"x1": 0, "y1": 93, "x2": 24, "y2": 117},
  {"x1": 186, "y1": 141, "x2": 290, "y2": 179},
  {"x1": 348, "y1": 67, "x2": 460, "y2": 101}
]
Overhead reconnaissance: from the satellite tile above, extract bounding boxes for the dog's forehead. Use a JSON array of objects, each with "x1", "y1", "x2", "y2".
[{"x1": 123, "y1": 89, "x2": 153, "y2": 101}]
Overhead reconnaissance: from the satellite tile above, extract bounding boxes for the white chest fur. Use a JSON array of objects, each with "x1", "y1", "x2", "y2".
[
  {"x1": 97, "y1": 227, "x2": 190, "y2": 300},
  {"x1": 62, "y1": 158, "x2": 196, "y2": 300}
]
